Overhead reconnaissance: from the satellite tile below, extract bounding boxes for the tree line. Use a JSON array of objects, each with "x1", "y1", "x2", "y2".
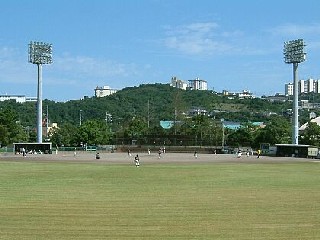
[{"x1": 1, "y1": 83, "x2": 320, "y2": 149}]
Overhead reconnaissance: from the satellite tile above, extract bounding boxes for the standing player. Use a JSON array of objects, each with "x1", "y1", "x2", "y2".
[
  {"x1": 237, "y1": 149, "x2": 242, "y2": 158},
  {"x1": 257, "y1": 149, "x2": 261, "y2": 158},
  {"x1": 134, "y1": 154, "x2": 140, "y2": 167}
]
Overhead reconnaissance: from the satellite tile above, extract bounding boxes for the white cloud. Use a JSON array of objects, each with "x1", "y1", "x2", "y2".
[
  {"x1": 307, "y1": 40, "x2": 320, "y2": 50},
  {"x1": 268, "y1": 23, "x2": 320, "y2": 37},
  {"x1": 0, "y1": 46, "x2": 34, "y2": 84},
  {"x1": 162, "y1": 22, "x2": 320, "y2": 58},
  {"x1": 52, "y1": 55, "x2": 139, "y2": 81},
  {"x1": 0, "y1": 47, "x2": 141, "y2": 88},
  {"x1": 0, "y1": 46, "x2": 19, "y2": 59},
  {"x1": 162, "y1": 22, "x2": 247, "y2": 56}
]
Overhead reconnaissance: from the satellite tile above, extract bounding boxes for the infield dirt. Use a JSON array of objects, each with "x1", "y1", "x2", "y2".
[{"x1": 0, "y1": 151, "x2": 315, "y2": 165}]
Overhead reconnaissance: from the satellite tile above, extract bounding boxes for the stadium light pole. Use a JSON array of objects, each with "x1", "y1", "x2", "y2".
[
  {"x1": 28, "y1": 41, "x2": 53, "y2": 143},
  {"x1": 221, "y1": 118, "x2": 224, "y2": 151},
  {"x1": 283, "y1": 39, "x2": 306, "y2": 145}
]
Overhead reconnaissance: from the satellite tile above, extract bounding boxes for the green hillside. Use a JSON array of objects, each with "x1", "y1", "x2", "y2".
[
  {"x1": 0, "y1": 83, "x2": 292, "y2": 128},
  {"x1": 0, "y1": 83, "x2": 307, "y2": 148}
]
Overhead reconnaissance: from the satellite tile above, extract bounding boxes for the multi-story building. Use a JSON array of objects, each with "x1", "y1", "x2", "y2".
[
  {"x1": 285, "y1": 78, "x2": 320, "y2": 96},
  {"x1": 94, "y1": 86, "x2": 117, "y2": 98},
  {"x1": 285, "y1": 83, "x2": 294, "y2": 96},
  {"x1": 170, "y1": 76, "x2": 207, "y2": 91},
  {"x1": 188, "y1": 77, "x2": 208, "y2": 90}
]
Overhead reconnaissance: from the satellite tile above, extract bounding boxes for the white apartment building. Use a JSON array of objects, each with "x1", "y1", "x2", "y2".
[
  {"x1": 188, "y1": 77, "x2": 208, "y2": 90},
  {"x1": 285, "y1": 83, "x2": 294, "y2": 96},
  {"x1": 285, "y1": 78, "x2": 320, "y2": 96},
  {"x1": 170, "y1": 76, "x2": 207, "y2": 90},
  {"x1": 94, "y1": 86, "x2": 118, "y2": 98}
]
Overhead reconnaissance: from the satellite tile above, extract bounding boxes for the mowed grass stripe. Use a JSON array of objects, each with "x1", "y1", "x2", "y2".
[{"x1": 0, "y1": 161, "x2": 319, "y2": 239}]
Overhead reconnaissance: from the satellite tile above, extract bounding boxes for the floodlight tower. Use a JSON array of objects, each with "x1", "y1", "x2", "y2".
[
  {"x1": 28, "y1": 41, "x2": 53, "y2": 143},
  {"x1": 283, "y1": 39, "x2": 306, "y2": 145}
]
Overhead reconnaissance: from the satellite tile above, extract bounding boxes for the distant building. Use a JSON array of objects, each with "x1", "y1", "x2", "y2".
[
  {"x1": 300, "y1": 100, "x2": 320, "y2": 109},
  {"x1": 222, "y1": 90, "x2": 230, "y2": 97},
  {"x1": 285, "y1": 78, "x2": 320, "y2": 96},
  {"x1": 170, "y1": 76, "x2": 208, "y2": 91},
  {"x1": 0, "y1": 94, "x2": 36, "y2": 103},
  {"x1": 222, "y1": 90, "x2": 254, "y2": 99},
  {"x1": 223, "y1": 121, "x2": 265, "y2": 130},
  {"x1": 223, "y1": 121, "x2": 241, "y2": 130},
  {"x1": 285, "y1": 83, "x2": 294, "y2": 96},
  {"x1": 94, "y1": 86, "x2": 117, "y2": 98},
  {"x1": 188, "y1": 77, "x2": 208, "y2": 90},
  {"x1": 237, "y1": 90, "x2": 254, "y2": 99},
  {"x1": 189, "y1": 107, "x2": 208, "y2": 116},
  {"x1": 170, "y1": 76, "x2": 187, "y2": 90},
  {"x1": 264, "y1": 93, "x2": 288, "y2": 102}
]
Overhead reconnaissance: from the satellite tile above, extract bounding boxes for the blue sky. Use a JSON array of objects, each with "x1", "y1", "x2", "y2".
[{"x1": 1, "y1": 0, "x2": 320, "y2": 101}]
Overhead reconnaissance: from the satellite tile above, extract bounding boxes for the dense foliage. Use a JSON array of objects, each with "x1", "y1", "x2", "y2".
[
  {"x1": 0, "y1": 107, "x2": 28, "y2": 146},
  {"x1": 1, "y1": 83, "x2": 319, "y2": 148}
]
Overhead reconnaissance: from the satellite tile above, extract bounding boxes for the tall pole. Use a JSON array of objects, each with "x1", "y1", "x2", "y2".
[
  {"x1": 174, "y1": 108, "x2": 177, "y2": 135},
  {"x1": 28, "y1": 41, "x2": 52, "y2": 143},
  {"x1": 293, "y1": 63, "x2": 299, "y2": 144},
  {"x1": 283, "y1": 39, "x2": 306, "y2": 145},
  {"x1": 46, "y1": 105, "x2": 49, "y2": 138},
  {"x1": 37, "y1": 64, "x2": 43, "y2": 143},
  {"x1": 147, "y1": 100, "x2": 150, "y2": 128},
  {"x1": 221, "y1": 119, "x2": 224, "y2": 150}
]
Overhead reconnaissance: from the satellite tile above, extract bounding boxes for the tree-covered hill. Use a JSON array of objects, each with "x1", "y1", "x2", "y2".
[
  {"x1": 0, "y1": 83, "x2": 292, "y2": 129},
  {"x1": 6, "y1": 83, "x2": 320, "y2": 148}
]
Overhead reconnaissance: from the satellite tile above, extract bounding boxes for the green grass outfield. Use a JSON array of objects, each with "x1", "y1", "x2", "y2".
[{"x1": 0, "y1": 159, "x2": 320, "y2": 239}]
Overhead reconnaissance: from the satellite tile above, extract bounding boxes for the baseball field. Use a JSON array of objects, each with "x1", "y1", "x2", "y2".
[{"x1": 0, "y1": 152, "x2": 319, "y2": 239}]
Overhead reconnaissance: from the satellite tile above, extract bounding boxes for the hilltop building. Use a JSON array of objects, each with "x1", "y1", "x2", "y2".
[
  {"x1": 188, "y1": 77, "x2": 208, "y2": 90},
  {"x1": 170, "y1": 76, "x2": 188, "y2": 90},
  {"x1": 170, "y1": 76, "x2": 208, "y2": 91},
  {"x1": 222, "y1": 90, "x2": 254, "y2": 99},
  {"x1": 0, "y1": 94, "x2": 36, "y2": 103},
  {"x1": 263, "y1": 93, "x2": 288, "y2": 102},
  {"x1": 94, "y1": 86, "x2": 117, "y2": 98},
  {"x1": 189, "y1": 107, "x2": 208, "y2": 116}
]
